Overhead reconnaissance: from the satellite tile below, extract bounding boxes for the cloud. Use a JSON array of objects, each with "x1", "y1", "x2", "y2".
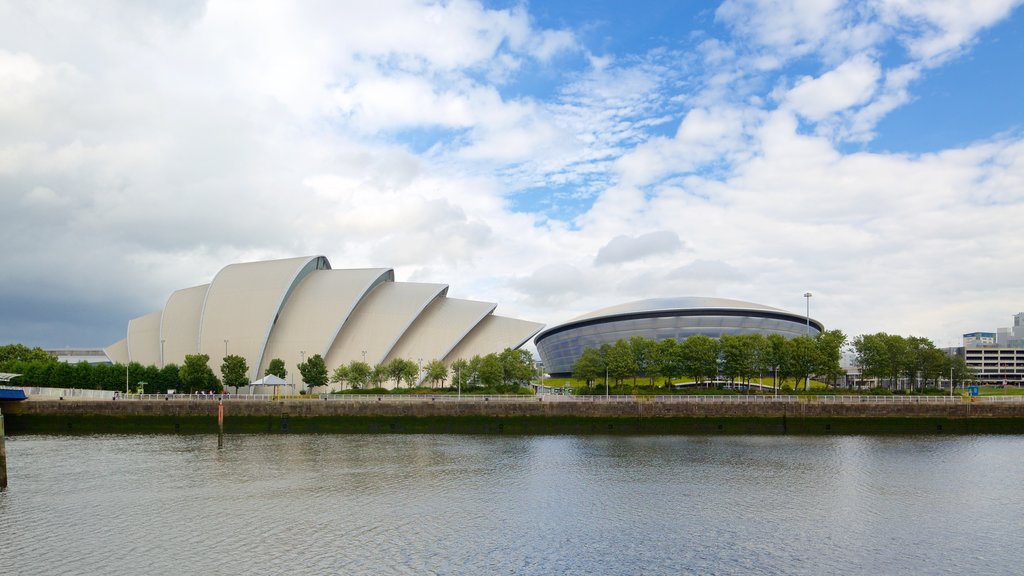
[
  {"x1": 0, "y1": 0, "x2": 1022, "y2": 353},
  {"x1": 784, "y1": 55, "x2": 880, "y2": 121},
  {"x1": 594, "y1": 231, "x2": 685, "y2": 266}
]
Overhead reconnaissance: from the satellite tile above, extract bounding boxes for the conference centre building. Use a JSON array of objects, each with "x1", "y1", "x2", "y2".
[
  {"x1": 534, "y1": 297, "x2": 823, "y2": 377},
  {"x1": 105, "y1": 255, "x2": 543, "y2": 388}
]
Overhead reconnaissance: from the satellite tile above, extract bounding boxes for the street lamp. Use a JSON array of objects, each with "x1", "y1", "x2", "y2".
[
  {"x1": 803, "y1": 292, "x2": 812, "y2": 335},
  {"x1": 804, "y1": 292, "x2": 812, "y2": 391},
  {"x1": 160, "y1": 339, "x2": 165, "y2": 369},
  {"x1": 605, "y1": 366, "x2": 609, "y2": 398}
]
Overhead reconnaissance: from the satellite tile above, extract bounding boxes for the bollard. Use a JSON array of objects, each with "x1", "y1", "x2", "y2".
[
  {"x1": 1, "y1": 408, "x2": 8, "y2": 491},
  {"x1": 217, "y1": 400, "x2": 224, "y2": 449}
]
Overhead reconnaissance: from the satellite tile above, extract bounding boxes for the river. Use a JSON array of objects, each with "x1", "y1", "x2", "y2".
[{"x1": 1, "y1": 434, "x2": 1022, "y2": 575}]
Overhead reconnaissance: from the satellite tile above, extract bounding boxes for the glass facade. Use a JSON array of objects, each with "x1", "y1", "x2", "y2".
[{"x1": 536, "y1": 313, "x2": 821, "y2": 376}]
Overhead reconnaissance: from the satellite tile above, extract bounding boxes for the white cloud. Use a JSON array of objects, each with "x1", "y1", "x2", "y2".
[
  {"x1": 594, "y1": 231, "x2": 685, "y2": 266},
  {"x1": 784, "y1": 55, "x2": 880, "y2": 121}
]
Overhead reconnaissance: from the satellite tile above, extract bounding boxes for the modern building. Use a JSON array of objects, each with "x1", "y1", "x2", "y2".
[
  {"x1": 105, "y1": 255, "x2": 543, "y2": 388},
  {"x1": 534, "y1": 297, "x2": 823, "y2": 377},
  {"x1": 963, "y1": 332, "x2": 997, "y2": 348},
  {"x1": 959, "y1": 312, "x2": 1024, "y2": 384},
  {"x1": 44, "y1": 348, "x2": 111, "y2": 364}
]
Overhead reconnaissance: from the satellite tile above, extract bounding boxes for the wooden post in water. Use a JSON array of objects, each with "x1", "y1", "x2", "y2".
[
  {"x1": 1, "y1": 407, "x2": 8, "y2": 491},
  {"x1": 217, "y1": 399, "x2": 224, "y2": 449}
]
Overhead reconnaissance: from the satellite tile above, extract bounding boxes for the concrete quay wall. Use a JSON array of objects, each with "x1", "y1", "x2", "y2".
[{"x1": 7, "y1": 398, "x2": 1024, "y2": 418}]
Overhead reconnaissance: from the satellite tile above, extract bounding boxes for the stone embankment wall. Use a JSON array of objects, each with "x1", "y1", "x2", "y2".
[{"x1": 5, "y1": 398, "x2": 1024, "y2": 435}]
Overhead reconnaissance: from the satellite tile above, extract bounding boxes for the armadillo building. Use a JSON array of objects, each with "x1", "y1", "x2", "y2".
[
  {"x1": 534, "y1": 297, "x2": 823, "y2": 377},
  {"x1": 105, "y1": 256, "x2": 543, "y2": 387}
]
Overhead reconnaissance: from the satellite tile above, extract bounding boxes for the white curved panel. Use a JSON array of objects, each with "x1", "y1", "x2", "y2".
[
  {"x1": 323, "y1": 282, "x2": 447, "y2": 370},
  {"x1": 199, "y1": 255, "x2": 329, "y2": 379},
  {"x1": 160, "y1": 284, "x2": 208, "y2": 367},
  {"x1": 444, "y1": 315, "x2": 545, "y2": 364},
  {"x1": 104, "y1": 338, "x2": 129, "y2": 365},
  {"x1": 385, "y1": 298, "x2": 496, "y2": 383},
  {"x1": 260, "y1": 268, "x2": 393, "y2": 379},
  {"x1": 127, "y1": 311, "x2": 162, "y2": 366}
]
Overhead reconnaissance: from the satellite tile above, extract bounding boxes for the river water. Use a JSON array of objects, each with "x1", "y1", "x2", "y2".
[{"x1": 1, "y1": 434, "x2": 1022, "y2": 575}]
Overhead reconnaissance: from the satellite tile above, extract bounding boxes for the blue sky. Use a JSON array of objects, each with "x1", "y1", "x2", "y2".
[{"x1": 1, "y1": 0, "x2": 1023, "y2": 351}]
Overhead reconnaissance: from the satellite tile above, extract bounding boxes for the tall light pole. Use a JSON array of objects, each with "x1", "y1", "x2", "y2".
[
  {"x1": 605, "y1": 366, "x2": 609, "y2": 398},
  {"x1": 804, "y1": 292, "x2": 812, "y2": 391},
  {"x1": 160, "y1": 339, "x2": 165, "y2": 369},
  {"x1": 803, "y1": 292, "x2": 812, "y2": 335}
]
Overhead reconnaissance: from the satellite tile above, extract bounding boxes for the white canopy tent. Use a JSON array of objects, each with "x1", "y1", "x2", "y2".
[{"x1": 248, "y1": 374, "x2": 294, "y2": 396}]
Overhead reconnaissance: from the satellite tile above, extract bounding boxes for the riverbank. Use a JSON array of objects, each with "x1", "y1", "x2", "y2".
[{"x1": 4, "y1": 396, "x2": 1024, "y2": 435}]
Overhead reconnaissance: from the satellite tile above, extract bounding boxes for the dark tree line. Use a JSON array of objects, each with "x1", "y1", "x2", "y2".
[{"x1": 571, "y1": 331, "x2": 848, "y2": 390}]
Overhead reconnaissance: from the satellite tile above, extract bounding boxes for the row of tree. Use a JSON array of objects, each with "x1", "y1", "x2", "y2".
[
  {"x1": 572, "y1": 332, "x2": 848, "y2": 389},
  {"x1": 0, "y1": 344, "x2": 539, "y2": 394},
  {"x1": 852, "y1": 333, "x2": 972, "y2": 389}
]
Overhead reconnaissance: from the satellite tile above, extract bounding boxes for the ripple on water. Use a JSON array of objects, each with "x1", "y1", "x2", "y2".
[{"x1": 1, "y1": 434, "x2": 1023, "y2": 575}]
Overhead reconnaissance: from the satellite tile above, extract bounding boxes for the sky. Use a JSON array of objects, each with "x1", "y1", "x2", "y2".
[{"x1": 2, "y1": 0, "x2": 1023, "y2": 352}]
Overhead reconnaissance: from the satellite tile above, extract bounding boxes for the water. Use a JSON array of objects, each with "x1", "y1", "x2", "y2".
[{"x1": 2, "y1": 434, "x2": 1023, "y2": 575}]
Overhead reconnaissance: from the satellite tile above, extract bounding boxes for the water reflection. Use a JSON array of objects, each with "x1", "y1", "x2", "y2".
[{"x1": 1, "y1": 435, "x2": 1022, "y2": 575}]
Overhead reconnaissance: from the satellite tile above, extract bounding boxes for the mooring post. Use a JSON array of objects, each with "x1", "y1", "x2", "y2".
[
  {"x1": 1, "y1": 407, "x2": 8, "y2": 491},
  {"x1": 217, "y1": 399, "x2": 224, "y2": 449}
]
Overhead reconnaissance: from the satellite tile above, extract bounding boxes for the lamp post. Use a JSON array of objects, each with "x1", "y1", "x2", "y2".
[
  {"x1": 160, "y1": 339, "x2": 165, "y2": 369},
  {"x1": 125, "y1": 362, "x2": 129, "y2": 394},
  {"x1": 803, "y1": 292, "x2": 812, "y2": 335},
  {"x1": 605, "y1": 366, "x2": 609, "y2": 398},
  {"x1": 224, "y1": 339, "x2": 229, "y2": 357},
  {"x1": 804, "y1": 292, "x2": 812, "y2": 391}
]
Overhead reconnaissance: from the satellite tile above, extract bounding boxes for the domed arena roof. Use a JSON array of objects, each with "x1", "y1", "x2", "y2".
[{"x1": 534, "y1": 296, "x2": 822, "y2": 377}]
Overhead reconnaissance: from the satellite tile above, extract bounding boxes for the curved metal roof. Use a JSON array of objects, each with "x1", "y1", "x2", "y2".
[
  {"x1": 536, "y1": 296, "x2": 821, "y2": 344},
  {"x1": 569, "y1": 297, "x2": 789, "y2": 323}
]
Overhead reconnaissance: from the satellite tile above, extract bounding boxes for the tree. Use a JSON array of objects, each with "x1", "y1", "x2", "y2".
[
  {"x1": 266, "y1": 358, "x2": 287, "y2": 379},
  {"x1": 298, "y1": 353, "x2": 328, "y2": 392},
  {"x1": 450, "y1": 358, "x2": 470, "y2": 389},
  {"x1": 385, "y1": 358, "x2": 407, "y2": 388},
  {"x1": 180, "y1": 354, "x2": 217, "y2": 393},
  {"x1": 657, "y1": 338, "x2": 683, "y2": 385},
  {"x1": 346, "y1": 360, "x2": 371, "y2": 390},
  {"x1": 606, "y1": 340, "x2": 637, "y2": 386},
  {"x1": 478, "y1": 354, "x2": 503, "y2": 387},
  {"x1": 679, "y1": 335, "x2": 720, "y2": 383},
  {"x1": 765, "y1": 334, "x2": 787, "y2": 389},
  {"x1": 498, "y1": 348, "x2": 534, "y2": 386},
  {"x1": 331, "y1": 364, "x2": 350, "y2": 390},
  {"x1": 572, "y1": 347, "x2": 606, "y2": 386},
  {"x1": 369, "y1": 363, "x2": 387, "y2": 388},
  {"x1": 784, "y1": 336, "x2": 820, "y2": 391},
  {"x1": 424, "y1": 360, "x2": 448, "y2": 388},
  {"x1": 220, "y1": 354, "x2": 249, "y2": 394},
  {"x1": 815, "y1": 330, "x2": 847, "y2": 387},
  {"x1": 0, "y1": 344, "x2": 55, "y2": 365},
  {"x1": 629, "y1": 336, "x2": 658, "y2": 386}
]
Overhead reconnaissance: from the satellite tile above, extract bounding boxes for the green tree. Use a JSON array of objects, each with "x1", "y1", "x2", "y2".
[
  {"x1": 657, "y1": 338, "x2": 683, "y2": 385},
  {"x1": 0, "y1": 343, "x2": 56, "y2": 365},
  {"x1": 606, "y1": 340, "x2": 637, "y2": 385},
  {"x1": 679, "y1": 335, "x2": 720, "y2": 383},
  {"x1": 266, "y1": 358, "x2": 287, "y2": 379},
  {"x1": 629, "y1": 336, "x2": 658, "y2": 386},
  {"x1": 220, "y1": 354, "x2": 249, "y2": 394},
  {"x1": 331, "y1": 364, "x2": 350, "y2": 390},
  {"x1": 369, "y1": 363, "x2": 387, "y2": 388},
  {"x1": 572, "y1": 347, "x2": 606, "y2": 386},
  {"x1": 179, "y1": 354, "x2": 217, "y2": 393},
  {"x1": 424, "y1": 359, "x2": 448, "y2": 388},
  {"x1": 784, "y1": 336, "x2": 821, "y2": 391},
  {"x1": 765, "y1": 334, "x2": 787, "y2": 389},
  {"x1": 478, "y1": 353, "x2": 503, "y2": 387},
  {"x1": 499, "y1": 348, "x2": 534, "y2": 386},
  {"x1": 298, "y1": 353, "x2": 328, "y2": 392},
  {"x1": 346, "y1": 360, "x2": 371, "y2": 390},
  {"x1": 450, "y1": 358, "x2": 471, "y2": 389},
  {"x1": 815, "y1": 329, "x2": 847, "y2": 387}
]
